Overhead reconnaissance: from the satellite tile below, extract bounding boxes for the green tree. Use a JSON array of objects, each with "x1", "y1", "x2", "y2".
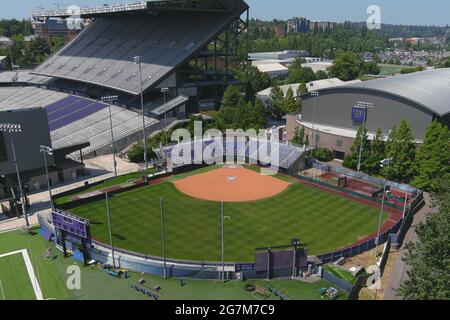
[
  {"x1": 343, "y1": 125, "x2": 370, "y2": 170},
  {"x1": 235, "y1": 62, "x2": 272, "y2": 98},
  {"x1": 365, "y1": 128, "x2": 385, "y2": 175},
  {"x1": 411, "y1": 121, "x2": 450, "y2": 192},
  {"x1": 315, "y1": 70, "x2": 329, "y2": 80},
  {"x1": 363, "y1": 60, "x2": 381, "y2": 75},
  {"x1": 329, "y1": 51, "x2": 365, "y2": 81},
  {"x1": 297, "y1": 82, "x2": 308, "y2": 96},
  {"x1": 269, "y1": 85, "x2": 285, "y2": 119},
  {"x1": 292, "y1": 126, "x2": 305, "y2": 145},
  {"x1": 313, "y1": 147, "x2": 333, "y2": 162},
  {"x1": 381, "y1": 120, "x2": 416, "y2": 182},
  {"x1": 283, "y1": 87, "x2": 301, "y2": 113},
  {"x1": 251, "y1": 99, "x2": 268, "y2": 129},
  {"x1": 397, "y1": 179, "x2": 450, "y2": 300},
  {"x1": 221, "y1": 85, "x2": 241, "y2": 109},
  {"x1": 287, "y1": 65, "x2": 316, "y2": 84}
]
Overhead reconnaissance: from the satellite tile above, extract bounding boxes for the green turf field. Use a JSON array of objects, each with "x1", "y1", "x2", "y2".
[
  {"x1": 64, "y1": 167, "x2": 388, "y2": 262},
  {"x1": 0, "y1": 230, "x2": 70, "y2": 300},
  {"x1": 0, "y1": 230, "x2": 346, "y2": 300},
  {"x1": 0, "y1": 253, "x2": 37, "y2": 300}
]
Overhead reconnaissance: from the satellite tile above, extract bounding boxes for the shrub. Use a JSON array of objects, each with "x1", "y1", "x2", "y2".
[{"x1": 312, "y1": 147, "x2": 333, "y2": 162}]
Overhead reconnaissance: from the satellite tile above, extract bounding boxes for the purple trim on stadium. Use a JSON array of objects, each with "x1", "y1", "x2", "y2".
[{"x1": 44, "y1": 95, "x2": 108, "y2": 131}]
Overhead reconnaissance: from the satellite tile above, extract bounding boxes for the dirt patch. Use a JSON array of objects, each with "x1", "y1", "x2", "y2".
[{"x1": 173, "y1": 167, "x2": 290, "y2": 202}]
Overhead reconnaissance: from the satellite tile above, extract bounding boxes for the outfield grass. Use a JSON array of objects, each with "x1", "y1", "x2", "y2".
[
  {"x1": 323, "y1": 265, "x2": 357, "y2": 285},
  {"x1": 55, "y1": 168, "x2": 157, "y2": 205},
  {"x1": 0, "y1": 230, "x2": 70, "y2": 300},
  {"x1": 0, "y1": 230, "x2": 345, "y2": 300},
  {"x1": 0, "y1": 253, "x2": 36, "y2": 300},
  {"x1": 66, "y1": 167, "x2": 388, "y2": 262}
]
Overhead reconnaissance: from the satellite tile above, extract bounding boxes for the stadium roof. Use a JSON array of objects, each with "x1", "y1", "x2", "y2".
[
  {"x1": 343, "y1": 68, "x2": 450, "y2": 117},
  {"x1": 32, "y1": 9, "x2": 242, "y2": 95},
  {"x1": 257, "y1": 78, "x2": 362, "y2": 98},
  {"x1": 151, "y1": 95, "x2": 189, "y2": 115},
  {"x1": 31, "y1": 0, "x2": 249, "y2": 19},
  {"x1": 31, "y1": 1, "x2": 249, "y2": 95}
]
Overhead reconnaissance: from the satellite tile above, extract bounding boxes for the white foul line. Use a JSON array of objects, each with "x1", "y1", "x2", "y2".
[{"x1": 0, "y1": 249, "x2": 44, "y2": 300}]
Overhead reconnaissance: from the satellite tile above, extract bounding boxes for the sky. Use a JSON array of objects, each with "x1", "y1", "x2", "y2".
[{"x1": 1, "y1": 0, "x2": 449, "y2": 26}]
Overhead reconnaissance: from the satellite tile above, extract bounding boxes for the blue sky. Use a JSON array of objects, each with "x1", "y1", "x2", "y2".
[{"x1": 1, "y1": 0, "x2": 449, "y2": 26}]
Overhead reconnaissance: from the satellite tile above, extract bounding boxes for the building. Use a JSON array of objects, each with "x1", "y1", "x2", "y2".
[
  {"x1": 32, "y1": 18, "x2": 70, "y2": 38},
  {"x1": 0, "y1": 56, "x2": 7, "y2": 71},
  {"x1": 287, "y1": 17, "x2": 310, "y2": 33},
  {"x1": 257, "y1": 78, "x2": 361, "y2": 106},
  {"x1": 254, "y1": 63, "x2": 289, "y2": 79},
  {"x1": 285, "y1": 68, "x2": 450, "y2": 160},
  {"x1": 0, "y1": 0, "x2": 249, "y2": 165},
  {"x1": 0, "y1": 108, "x2": 86, "y2": 215},
  {"x1": 273, "y1": 25, "x2": 287, "y2": 38},
  {"x1": 248, "y1": 50, "x2": 309, "y2": 62},
  {"x1": 287, "y1": 17, "x2": 336, "y2": 33},
  {"x1": 309, "y1": 21, "x2": 337, "y2": 32}
]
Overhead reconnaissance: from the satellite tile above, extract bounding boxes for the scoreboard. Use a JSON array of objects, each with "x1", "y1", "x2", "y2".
[{"x1": 51, "y1": 210, "x2": 90, "y2": 239}]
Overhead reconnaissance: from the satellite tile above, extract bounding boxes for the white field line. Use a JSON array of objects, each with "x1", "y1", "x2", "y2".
[{"x1": 0, "y1": 249, "x2": 44, "y2": 300}]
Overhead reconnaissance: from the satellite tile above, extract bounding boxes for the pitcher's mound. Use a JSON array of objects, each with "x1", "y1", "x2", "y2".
[{"x1": 173, "y1": 167, "x2": 290, "y2": 202}]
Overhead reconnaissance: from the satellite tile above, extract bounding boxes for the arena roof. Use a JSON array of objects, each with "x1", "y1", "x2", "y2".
[
  {"x1": 32, "y1": 10, "x2": 240, "y2": 95},
  {"x1": 343, "y1": 68, "x2": 450, "y2": 117},
  {"x1": 31, "y1": 0, "x2": 249, "y2": 19}
]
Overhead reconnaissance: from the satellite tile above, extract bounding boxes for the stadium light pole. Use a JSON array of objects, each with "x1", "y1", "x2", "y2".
[
  {"x1": 0, "y1": 123, "x2": 29, "y2": 226},
  {"x1": 221, "y1": 201, "x2": 225, "y2": 284},
  {"x1": 160, "y1": 198, "x2": 167, "y2": 279},
  {"x1": 161, "y1": 87, "x2": 169, "y2": 146},
  {"x1": 105, "y1": 192, "x2": 116, "y2": 269},
  {"x1": 310, "y1": 89, "x2": 320, "y2": 149},
  {"x1": 99, "y1": 95, "x2": 119, "y2": 177},
  {"x1": 133, "y1": 55, "x2": 148, "y2": 170},
  {"x1": 40, "y1": 145, "x2": 54, "y2": 211},
  {"x1": 375, "y1": 158, "x2": 392, "y2": 258},
  {"x1": 356, "y1": 101, "x2": 375, "y2": 175}
]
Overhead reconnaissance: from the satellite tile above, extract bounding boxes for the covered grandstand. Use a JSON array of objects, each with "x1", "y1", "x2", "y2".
[
  {"x1": 158, "y1": 138, "x2": 311, "y2": 172},
  {"x1": 0, "y1": 0, "x2": 249, "y2": 159}
]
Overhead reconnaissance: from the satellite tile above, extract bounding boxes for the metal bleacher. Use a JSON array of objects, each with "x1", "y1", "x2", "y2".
[
  {"x1": 161, "y1": 138, "x2": 308, "y2": 170},
  {"x1": 32, "y1": 12, "x2": 236, "y2": 95},
  {"x1": 0, "y1": 86, "x2": 159, "y2": 157}
]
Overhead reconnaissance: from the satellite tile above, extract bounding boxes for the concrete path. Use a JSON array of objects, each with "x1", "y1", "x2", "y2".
[
  {"x1": 383, "y1": 192, "x2": 433, "y2": 300},
  {"x1": 0, "y1": 155, "x2": 142, "y2": 233}
]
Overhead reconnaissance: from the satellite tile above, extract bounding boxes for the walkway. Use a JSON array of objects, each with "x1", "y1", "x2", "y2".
[
  {"x1": 0, "y1": 155, "x2": 141, "y2": 233},
  {"x1": 383, "y1": 192, "x2": 433, "y2": 300}
]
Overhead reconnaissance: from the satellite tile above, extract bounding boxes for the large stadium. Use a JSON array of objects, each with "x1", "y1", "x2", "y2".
[
  {"x1": 48, "y1": 135, "x2": 424, "y2": 280},
  {"x1": 0, "y1": 0, "x2": 427, "y2": 295}
]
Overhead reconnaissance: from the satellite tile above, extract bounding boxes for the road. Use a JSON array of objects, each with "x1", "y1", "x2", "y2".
[{"x1": 383, "y1": 192, "x2": 433, "y2": 300}]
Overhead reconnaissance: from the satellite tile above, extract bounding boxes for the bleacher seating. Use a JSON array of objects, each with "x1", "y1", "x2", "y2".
[
  {"x1": 161, "y1": 138, "x2": 308, "y2": 170},
  {"x1": 32, "y1": 12, "x2": 236, "y2": 94},
  {"x1": 0, "y1": 86, "x2": 159, "y2": 157},
  {"x1": 46, "y1": 96, "x2": 108, "y2": 131}
]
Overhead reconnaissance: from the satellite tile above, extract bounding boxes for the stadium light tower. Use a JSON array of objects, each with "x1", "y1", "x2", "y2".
[
  {"x1": 0, "y1": 123, "x2": 29, "y2": 226},
  {"x1": 133, "y1": 55, "x2": 148, "y2": 170},
  {"x1": 99, "y1": 95, "x2": 119, "y2": 177},
  {"x1": 310, "y1": 89, "x2": 320, "y2": 149},
  {"x1": 40, "y1": 145, "x2": 54, "y2": 211},
  {"x1": 356, "y1": 101, "x2": 375, "y2": 175},
  {"x1": 160, "y1": 198, "x2": 167, "y2": 279},
  {"x1": 161, "y1": 87, "x2": 170, "y2": 146}
]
